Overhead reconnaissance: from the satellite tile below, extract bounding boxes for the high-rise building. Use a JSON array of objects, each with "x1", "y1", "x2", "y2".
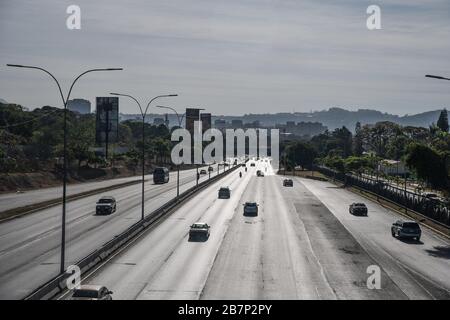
[
  {"x1": 185, "y1": 108, "x2": 200, "y2": 135},
  {"x1": 68, "y1": 98, "x2": 91, "y2": 114},
  {"x1": 201, "y1": 113, "x2": 211, "y2": 132}
]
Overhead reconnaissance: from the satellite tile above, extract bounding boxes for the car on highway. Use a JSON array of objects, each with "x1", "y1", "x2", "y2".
[
  {"x1": 95, "y1": 196, "x2": 117, "y2": 215},
  {"x1": 422, "y1": 192, "x2": 441, "y2": 202},
  {"x1": 218, "y1": 187, "x2": 231, "y2": 199},
  {"x1": 153, "y1": 167, "x2": 170, "y2": 184},
  {"x1": 189, "y1": 222, "x2": 210, "y2": 241},
  {"x1": 391, "y1": 220, "x2": 422, "y2": 241},
  {"x1": 71, "y1": 285, "x2": 113, "y2": 300},
  {"x1": 283, "y1": 179, "x2": 293, "y2": 187},
  {"x1": 208, "y1": 166, "x2": 214, "y2": 172},
  {"x1": 200, "y1": 169, "x2": 207, "y2": 175},
  {"x1": 243, "y1": 202, "x2": 259, "y2": 216},
  {"x1": 349, "y1": 203, "x2": 368, "y2": 216}
]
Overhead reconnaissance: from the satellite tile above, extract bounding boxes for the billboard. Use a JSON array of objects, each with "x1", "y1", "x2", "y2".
[{"x1": 95, "y1": 97, "x2": 119, "y2": 144}]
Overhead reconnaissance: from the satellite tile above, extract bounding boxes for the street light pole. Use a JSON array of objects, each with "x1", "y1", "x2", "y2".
[
  {"x1": 111, "y1": 93, "x2": 177, "y2": 220},
  {"x1": 7, "y1": 64, "x2": 123, "y2": 274},
  {"x1": 426, "y1": 74, "x2": 450, "y2": 81},
  {"x1": 156, "y1": 105, "x2": 185, "y2": 198}
]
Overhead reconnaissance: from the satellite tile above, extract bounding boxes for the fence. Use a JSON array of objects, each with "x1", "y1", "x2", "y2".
[{"x1": 316, "y1": 166, "x2": 450, "y2": 227}]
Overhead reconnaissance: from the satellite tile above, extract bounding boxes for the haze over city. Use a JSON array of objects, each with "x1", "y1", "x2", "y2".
[{"x1": 1, "y1": 0, "x2": 449, "y2": 115}]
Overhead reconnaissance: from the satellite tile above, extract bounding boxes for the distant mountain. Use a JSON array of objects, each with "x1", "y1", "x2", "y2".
[
  {"x1": 213, "y1": 108, "x2": 445, "y2": 132},
  {"x1": 0, "y1": 98, "x2": 9, "y2": 104},
  {"x1": 118, "y1": 107, "x2": 445, "y2": 131}
]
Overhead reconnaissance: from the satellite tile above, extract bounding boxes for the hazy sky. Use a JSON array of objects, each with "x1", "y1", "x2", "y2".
[{"x1": 1, "y1": 0, "x2": 449, "y2": 115}]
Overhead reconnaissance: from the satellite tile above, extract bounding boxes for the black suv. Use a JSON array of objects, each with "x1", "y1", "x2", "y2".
[
  {"x1": 391, "y1": 220, "x2": 421, "y2": 241},
  {"x1": 349, "y1": 203, "x2": 368, "y2": 216},
  {"x1": 218, "y1": 187, "x2": 231, "y2": 199},
  {"x1": 96, "y1": 196, "x2": 117, "y2": 215},
  {"x1": 283, "y1": 179, "x2": 293, "y2": 187}
]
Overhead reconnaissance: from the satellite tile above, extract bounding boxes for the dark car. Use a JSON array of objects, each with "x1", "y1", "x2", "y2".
[
  {"x1": 153, "y1": 167, "x2": 170, "y2": 184},
  {"x1": 189, "y1": 222, "x2": 210, "y2": 241},
  {"x1": 71, "y1": 285, "x2": 113, "y2": 300},
  {"x1": 218, "y1": 187, "x2": 231, "y2": 199},
  {"x1": 243, "y1": 202, "x2": 259, "y2": 216},
  {"x1": 250, "y1": 163, "x2": 256, "y2": 167},
  {"x1": 349, "y1": 203, "x2": 368, "y2": 216},
  {"x1": 391, "y1": 220, "x2": 421, "y2": 241},
  {"x1": 200, "y1": 169, "x2": 207, "y2": 175},
  {"x1": 283, "y1": 179, "x2": 293, "y2": 187},
  {"x1": 208, "y1": 166, "x2": 214, "y2": 172},
  {"x1": 96, "y1": 196, "x2": 116, "y2": 215}
]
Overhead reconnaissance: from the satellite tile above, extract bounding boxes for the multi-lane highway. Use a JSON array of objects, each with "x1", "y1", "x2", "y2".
[
  {"x1": 0, "y1": 167, "x2": 214, "y2": 299},
  {"x1": 70, "y1": 160, "x2": 450, "y2": 300}
]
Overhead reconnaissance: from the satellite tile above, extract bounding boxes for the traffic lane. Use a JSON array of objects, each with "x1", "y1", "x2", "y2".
[
  {"x1": 75, "y1": 167, "x2": 249, "y2": 300},
  {"x1": 296, "y1": 177, "x2": 450, "y2": 298},
  {"x1": 0, "y1": 169, "x2": 208, "y2": 299},
  {"x1": 202, "y1": 175, "x2": 406, "y2": 299},
  {"x1": 0, "y1": 174, "x2": 146, "y2": 213},
  {"x1": 201, "y1": 176, "x2": 268, "y2": 299},
  {"x1": 0, "y1": 167, "x2": 205, "y2": 214},
  {"x1": 135, "y1": 168, "x2": 253, "y2": 300},
  {"x1": 0, "y1": 168, "x2": 201, "y2": 251}
]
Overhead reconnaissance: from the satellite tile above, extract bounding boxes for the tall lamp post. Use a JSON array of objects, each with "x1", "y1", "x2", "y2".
[
  {"x1": 6, "y1": 64, "x2": 123, "y2": 274},
  {"x1": 426, "y1": 74, "x2": 450, "y2": 81},
  {"x1": 192, "y1": 108, "x2": 205, "y2": 187},
  {"x1": 110, "y1": 93, "x2": 177, "y2": 221},
  {"x1": 156, "y1": 105, "x2": 185, "y2": 197}
]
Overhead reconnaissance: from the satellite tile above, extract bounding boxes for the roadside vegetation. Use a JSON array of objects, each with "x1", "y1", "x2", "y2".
[
  {"x1": 0, "y1": 103, "x2": 174, "y2": 178},
  {"x1": 282, "y1": 109, "x2": 450, "y2": 196}
]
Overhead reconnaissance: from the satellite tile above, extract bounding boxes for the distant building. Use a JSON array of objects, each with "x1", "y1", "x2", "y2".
[
  {"x1": 231, "y1": 119, "x2": 243, "y2": 128},
  {"x1": 68, "y1": 99, "x2": 91, "y2": 114},
  {"x1": 214, "y1": 119, "x2": 227, "y2": 131},
  {"x1": 201, "y1": 113, "x2": 212, "y2": 132},
  {"x1": 379, "y1": 160, "x2": 409, "y2": 176},
  {"x1": 276, "y1": 121, "x2": 327, "y2": 138},
  {"x1": 186, "y1": 108, "x2": 200, "y2": 135},
  {"x1": 164, "y1": 114, "x2": 170, "y2": 127}
]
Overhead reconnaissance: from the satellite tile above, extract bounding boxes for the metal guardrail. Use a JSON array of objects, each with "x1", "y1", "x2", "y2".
[
  {"x1": 24, "y1": 164, "x2": 241, "y2": 300},
  {"x1": 316, "y1": 166, "x2": 450, "y2": 227}
]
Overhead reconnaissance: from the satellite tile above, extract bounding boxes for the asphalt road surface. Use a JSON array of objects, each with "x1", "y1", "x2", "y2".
[
  {"x1": 0, "y1": 167, "x2": 215, "y2": 299},
  {"x1": 72, "y1": 160, "x2": 450, "y2": 300},
  {"x1": 0, "y1": 174, "x2": 143, "y2": 213}
]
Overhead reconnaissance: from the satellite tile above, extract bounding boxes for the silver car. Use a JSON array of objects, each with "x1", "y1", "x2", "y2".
[
  {"x1": 71, "y1": 285, "x2": 113, "y2": 300},
  {"x1": 391, "y1": 220, "x2": 421, "y2": 241}
]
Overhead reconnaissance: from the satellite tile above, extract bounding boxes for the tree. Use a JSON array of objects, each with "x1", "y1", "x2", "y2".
[
  {"x1": 353, "y1": 122, "x2": 364, "y2": 156},
  {"x1": 285, "y1": 141, "x2": 317, "y2": 170},
  {"x1": 437, "y1": 109, "x2": 449, "y2": 133},
  {"x1": 344, "y1": 156, "x2": 372, "y2": 175},
  {"x1": 405, "y1": 143, "x2": 448, "y2": 190}
]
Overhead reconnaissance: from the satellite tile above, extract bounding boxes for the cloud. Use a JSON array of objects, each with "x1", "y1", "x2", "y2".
[{"x1": 0, "y1": 0, "x2": 449, "y2": 115}]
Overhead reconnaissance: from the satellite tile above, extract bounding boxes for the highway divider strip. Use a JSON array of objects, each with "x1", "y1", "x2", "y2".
[
  {"x1": 24, "y1": 164, "x2": 242, "y2": 300},
  {"x1": 0, "y1": 179, "x2": 143, "y2": 223}
]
